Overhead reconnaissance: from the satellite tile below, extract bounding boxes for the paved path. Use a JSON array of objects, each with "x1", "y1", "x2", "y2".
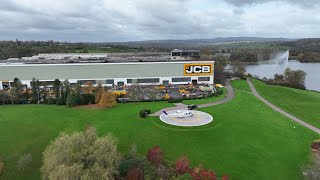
[
  {"x1": 150, "y1": 79, "x2": 235, "y2": 116},
  {"x1": 247, "y1": 78, "x2": 320, "y2": 134}
]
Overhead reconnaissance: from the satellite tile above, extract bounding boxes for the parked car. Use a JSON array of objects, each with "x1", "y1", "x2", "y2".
[{"x1": 188, "y1": 104, "x2": 198, "y2": 110}]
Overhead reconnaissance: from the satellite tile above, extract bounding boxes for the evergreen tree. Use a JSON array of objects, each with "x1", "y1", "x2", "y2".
[{"x1": 53, "y1": 79, "x2": 61, "y2": 98}]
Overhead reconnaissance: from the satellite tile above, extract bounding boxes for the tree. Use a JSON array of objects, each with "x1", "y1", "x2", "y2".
[
  {"x1": 30, "y1": 78, "x2": 40, "y2": 104},
  {"x1": 127, "y1": 84, "x2": 143, "y2": 102},
  {"x1": 95, "y1": 83, "x2": 104, "y2": 104},
  {"x1": 274, "y1": 73, "x2": 285, "y2": 81},
  {"x1": 284, "y1": 68, "x2": 307, "y2": 88},
  {"x1": 99, "y1": 92, "x2": 117, "y2": 108},
  {"x1": 53, "y1": 79, "x2": 61, "y2": 98},
  {"x1": 40, "y1": 127, "x2": 121, "y2": 180},
  {"x1": 83, "y1": 81, "x2": 94, "y2": 94},
  {"x1": 0, "y1": 90, "x2": 10, "y2": 104},
  {"x1": 17, "y1": 153, "x2": 32, "y2": 172},
  {"x1": 175, "y1": 156, "x2": 190, "y2": 175},
  {"x1": 66, "y1": 93, "x2": 81, "y2": 107},
  {"x1": 232, "y1": 61, "x2": 246, "y2": 78},
  {"x1": 63, "y1": 80, "x2": 70, "y2": 103},
  {"x1": 11, "y1": 77, "x2": 23, "y2": 102},
  {"x1": 147, "y1": 146, "x2": 164, "y2": 166}
]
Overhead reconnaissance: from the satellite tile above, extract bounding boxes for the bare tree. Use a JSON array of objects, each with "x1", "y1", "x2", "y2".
[{"x1": 127, "y1": 84, "x2": 143, "y2": 102}]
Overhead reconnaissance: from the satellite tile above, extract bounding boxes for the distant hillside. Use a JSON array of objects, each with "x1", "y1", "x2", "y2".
[
  {"x1": 110, "y1": 37, "x2": 293, "y2": 48},
  {"x1": 281, "y1": 38, "x2": 320, "y2": 62}
]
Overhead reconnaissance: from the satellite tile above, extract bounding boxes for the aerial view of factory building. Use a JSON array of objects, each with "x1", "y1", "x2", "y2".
[{"x1": 0, "y1": 50, "x2": 214, "y2": 90}]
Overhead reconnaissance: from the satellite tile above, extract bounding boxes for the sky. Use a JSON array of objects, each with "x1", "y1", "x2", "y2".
[{"x1": 0, "y1": 0, "x2": 319, "y2": 42}]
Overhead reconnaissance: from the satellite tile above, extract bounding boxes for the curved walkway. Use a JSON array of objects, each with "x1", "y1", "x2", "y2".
[
  {"x1": 150, "y1": 79, "x2": 235, "y2": 116},
  {"x1": 247, "y1": 78, "x2": 320, "y2": 134}
]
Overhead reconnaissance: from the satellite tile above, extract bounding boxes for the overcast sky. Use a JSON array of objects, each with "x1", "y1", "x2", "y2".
[{"x1": 0, "y1": 0, "x2": 319, "y2": 42}]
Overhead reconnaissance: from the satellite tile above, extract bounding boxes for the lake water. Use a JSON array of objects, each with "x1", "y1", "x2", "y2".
[{"x1": 245, "y1": 60, "x2": 320, "y2": 91}]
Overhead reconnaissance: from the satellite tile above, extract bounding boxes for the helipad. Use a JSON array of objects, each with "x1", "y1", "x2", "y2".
[{"x1": 159, "y1": 110, "x2": 213, "y2": 127}]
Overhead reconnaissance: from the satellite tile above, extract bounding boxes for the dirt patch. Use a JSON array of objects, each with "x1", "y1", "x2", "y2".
[{"x1": 73, "y1": 104, "x2": 103, "y2": 109}]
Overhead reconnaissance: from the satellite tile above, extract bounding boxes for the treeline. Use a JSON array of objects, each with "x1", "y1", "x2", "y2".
[
  {"x1": 282, "y1": 38, "x2": 320, "y2": 62},
  {"x1": 0, "y1": 40, "x2": 145, "y2": 60},
  {"x1": 0, "y1": 78, "x2": 117, "y2": 108}
]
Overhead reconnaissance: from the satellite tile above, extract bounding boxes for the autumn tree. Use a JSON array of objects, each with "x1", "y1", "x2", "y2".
[
  {"x1": 83, "y1": 81, "x2": 94, "y2": 94},
  {"x1": 40, "y1": 127, "x2": 121, "y2": 180},
  {"x1": 99, "y1": 92, "x2": 117, "y2": 108},
  {"x1": 95, "y1": 83, "x2": 103, "y2": 103},
  {"x1": 147, "y1": 146, "x2": 164, "y2": 166},
  {"x1": 175, "y1": 156, "x2": 190, "y2": 175}
]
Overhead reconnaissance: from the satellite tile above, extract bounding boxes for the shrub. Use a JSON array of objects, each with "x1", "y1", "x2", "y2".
[
  {"x1": 99, "y1": 92, "x2": 117, "y2": 108},
  {"x1": 66, "y1": 93, "x2": 81, "y2": 107},
  {"x1": 56, "y1": 97, "x2": 65, "y2": 105},
  {"x1": 171, "y1": 173, "x2": 193, "y2": 180},
  {"x1": 0, "y1": 159, "x2": 3, "y2": 176},
  {"x1": 125, "y1": 167, "x2": 144, "y2": 180},
  {"x1": 175, "y1": 156, "x2": 190, "y2": 175},
  {"x1": 168, "y1": 98, "x2": 182, "y2": 103},
  {"x1": 144, "y1": 109, "x2": 151, "y2": 115},
  {"x1": 222, "y1": 174, "x2": 230, "y2": 180},
  {"x1": 17, "y1": 153, "x2": 32, "y2": 172},
  {"x1": 47, "y1": 97, "x2": 56, "y2": 105},
  {"x1": 147, "y1": 146, "x2": 164, "y2": 166},
  {"x1": 139, "y1": 110, "x2": 148, "y2": 118},
  {"x1": 81, "y1": 94, "x2": 95, "y2": 105}
]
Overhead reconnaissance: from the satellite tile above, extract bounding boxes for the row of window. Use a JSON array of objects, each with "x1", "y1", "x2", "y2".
[{"x1": 10, "y1": 77, "x2": 211, "y2": 87}]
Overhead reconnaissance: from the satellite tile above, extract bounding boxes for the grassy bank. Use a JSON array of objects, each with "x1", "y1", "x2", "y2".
[{"x1": 251, "y1": 78, "x2": 320, "y2": 128}]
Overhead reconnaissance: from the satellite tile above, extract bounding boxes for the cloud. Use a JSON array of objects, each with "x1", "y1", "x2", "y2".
[
  {"x1": 0, "y1": 0, "x2": 319, "y2": 41},
  {"x1": 223, "y1": 0, "x2": 319, "y2": 7}
]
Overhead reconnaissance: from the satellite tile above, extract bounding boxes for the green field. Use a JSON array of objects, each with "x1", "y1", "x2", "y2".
[
  {"x1": 231, "y1": 79, "x2": 251, "y2": 92},
  {"x1": 251, "y1": 78, "x2": 320, "y2": 128},
  {"x1": 0, "y1": 82, "x2": 319, "y2": 180}
]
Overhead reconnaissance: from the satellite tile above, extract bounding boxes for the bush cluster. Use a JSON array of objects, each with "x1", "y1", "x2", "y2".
[
  {"x1": 167, "y1": 98, "x2": 182, "y2": 103},
  {"x1": 139, "y1": 109, "x2": 151, "y2": 118}
]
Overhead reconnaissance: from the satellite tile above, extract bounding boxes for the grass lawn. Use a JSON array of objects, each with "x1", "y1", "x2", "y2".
[
  {"x1": 0, "y1": 85, "x2": 319, "y2": 180},
  {"x1": 231, "y1": 79, "x2": 251, "y2": 92},
  {"x1": 251, "y1": 78, "x2": 320, "y2": 129},
  {"x1": 182, "y1": 88, "x2": 226, "y2": 105}
]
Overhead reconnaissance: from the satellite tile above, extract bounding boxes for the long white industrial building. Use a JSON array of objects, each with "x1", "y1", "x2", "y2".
[{"x1": 0, "y1": 61, "x2": 214, "y2": 89}]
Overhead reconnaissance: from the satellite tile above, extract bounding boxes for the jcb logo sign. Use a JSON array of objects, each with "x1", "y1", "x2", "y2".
[{"x1": 184, "y1": 64, "x2": 213, "y2": 76}]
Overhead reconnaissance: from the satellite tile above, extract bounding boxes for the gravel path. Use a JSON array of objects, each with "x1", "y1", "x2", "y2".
[
  {"x1": 150, "y1": 79, "x2": 235, "y2": 116},
  {"x1": 247, "y1": 78, "x2": 320, "y2": 134}
]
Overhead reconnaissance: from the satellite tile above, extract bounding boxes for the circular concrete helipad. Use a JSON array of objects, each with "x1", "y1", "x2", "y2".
[{"x1": 159, "y1": 110, "x2": 213, "y2": 127}]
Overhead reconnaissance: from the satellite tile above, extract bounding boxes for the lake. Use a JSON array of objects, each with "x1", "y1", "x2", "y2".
[{"x1": 245, "y1": 60, "x2": 320, "y2": 91}]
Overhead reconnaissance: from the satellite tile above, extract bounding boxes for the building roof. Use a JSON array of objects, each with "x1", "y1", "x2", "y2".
[
  {"x1": 171, "y1": 49, "x2": 200, "y2": 53},
  {"x1": 0, "y1": 61, "x2": 214, "y2": 81}
]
